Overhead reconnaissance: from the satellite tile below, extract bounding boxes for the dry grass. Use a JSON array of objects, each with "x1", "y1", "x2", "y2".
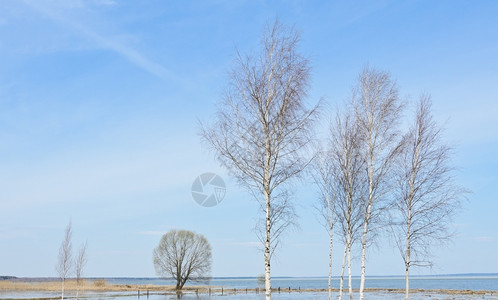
[{"x1": 0, "y1": 280, "x2": 178, "y2": 292}]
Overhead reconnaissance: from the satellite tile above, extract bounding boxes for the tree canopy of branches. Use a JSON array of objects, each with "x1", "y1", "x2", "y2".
[
  {"x1": 200, "y1": 20, "x2": 319, "y2": 300},
  {"x1": 153, "y1": 230, "x2": 212, "y2": 291},
  {"x1": 310, "y1": 147, "x2": 336, "y2": 300},
  {"x1": 391, "y1": 96, "x2": 465, "y2": 299},
  {"x1": 352, "y1": 67, "x2": 404, "y2": 300},
  {"x1": 329, "y1": 108, "x2": 366, "y2": 300}
]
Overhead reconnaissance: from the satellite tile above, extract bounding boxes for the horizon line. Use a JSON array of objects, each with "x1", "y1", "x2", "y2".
[{"x1": 3, "y1": 272, "x2": 498, "y2": 280}]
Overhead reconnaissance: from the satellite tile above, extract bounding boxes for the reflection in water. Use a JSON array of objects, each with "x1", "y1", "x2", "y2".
[{"x1": 3, "y1": 290, "x2": 497, "y2": 300}]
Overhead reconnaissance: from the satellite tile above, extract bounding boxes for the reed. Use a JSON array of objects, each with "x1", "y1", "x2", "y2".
[{"x1": 0, "y1": 280, "x2": 176, "y2": 292}]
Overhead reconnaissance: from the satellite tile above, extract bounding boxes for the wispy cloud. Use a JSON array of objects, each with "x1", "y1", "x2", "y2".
[{"x1": 21, "y1": 0, "x2": 178, "y2": 83}]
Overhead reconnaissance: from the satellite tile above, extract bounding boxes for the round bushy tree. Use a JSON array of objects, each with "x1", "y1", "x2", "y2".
[{"x1": 153, "y1": 230, "x2": 211, "y2": 290}]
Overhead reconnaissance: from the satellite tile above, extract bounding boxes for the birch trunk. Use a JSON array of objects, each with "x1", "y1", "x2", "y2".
[
  {"x1": 264, "y1": 192, "x2": 272, "y2": 300},
  {"x1": 405, "y1": 262, "x2": 410, "y2": 300},
  {"x1": 347, "y1": 241, "x2": 353, "y2": 300},
  {"x1": 405, "y1": 212, "x2": 412, "y2": 299},
  {"x1": 61, "y1": 280, "x2": 64, "y2": 300},
  {"x1": 338, "y1": 242, "x2": 347, "y2": 300},
  {"x1": 359, "y1": 201, "x2": 371, "y2": 300},
  {"x1": 328, "y1": 224, "x2": 334, "y2": 300}
]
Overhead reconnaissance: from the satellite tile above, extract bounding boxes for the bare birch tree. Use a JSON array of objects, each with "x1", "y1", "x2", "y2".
[
  {"x1": 391, "y1": 96, "x2": 465, "y2": 299},
  {"x1": 200, "y1": 20, "x2": 319, "y2": 300},
  {"x1": 352, "y1": 67, "x2": 403, "y2": 300},
  {"x1": 153, "y1": 230, "x2": 212, "y2": 291},
  {"x1": 329, "y1": 108, "x2": 365, "y2": 300},
  {"x1": 75, "y1": 241, "x2": 88, "y2": 300},
  {"x1": 56, "y1": 221, "x2": 73, "y2": 300},
  {"x1": 310, "y1": 147, "x2": 336, "y2": 300}
]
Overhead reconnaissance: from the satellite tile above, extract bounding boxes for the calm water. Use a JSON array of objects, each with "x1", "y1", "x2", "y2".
[
  {"x1": 2, "y1": 275, "x2": 498, "y2": 300},
  {"x1": 105, "y1": 274, "x2": 498, "y2": 291}
]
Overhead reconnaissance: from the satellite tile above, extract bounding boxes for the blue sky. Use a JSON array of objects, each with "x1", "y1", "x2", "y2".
[{"x1": 0, "y1": 0, "x2": 497, "y2": 278}]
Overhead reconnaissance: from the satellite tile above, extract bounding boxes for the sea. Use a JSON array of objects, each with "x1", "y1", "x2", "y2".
[
  {"x1": 103, "y1": 274, "x2": 498, "y2": 291},
  {"x1": 2, "y1": 274, "x2": 498, "y2": 300}
]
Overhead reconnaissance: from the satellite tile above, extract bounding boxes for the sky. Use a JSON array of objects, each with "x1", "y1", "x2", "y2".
[{"x1": 0, "y1": 0, "x2": 497, "y2": 278}]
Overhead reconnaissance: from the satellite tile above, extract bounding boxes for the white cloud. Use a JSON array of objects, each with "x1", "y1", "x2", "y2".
[{"x1": 20, "y1": 0, "x2": 179, "y2": 83}]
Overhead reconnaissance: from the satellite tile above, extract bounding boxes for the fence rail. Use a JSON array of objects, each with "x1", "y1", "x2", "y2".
[{"x1": 136, "y1": 286, "x2": 304, "y2": 297}]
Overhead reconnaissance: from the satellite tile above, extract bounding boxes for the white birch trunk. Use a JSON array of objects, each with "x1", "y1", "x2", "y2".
[
  {"x1": 405, "y1": 263, "x2": 409, "y2": 300},
  {"x1": 338, "y1": 242, "x2": 348, "y2": 300},
  {"x1": 405, "y1": 212, "x2": 412, "y2": 299},
  {"x1": 328, "y1": 225, "x2": 333, "y2": 300},
  {"x1": 359, "y1": 204, "x2": 371, "y2": 300},
  {"x1": 265, "y1": 190, "x2": 272, "y2": 300},
  {"x1": 61, "y1": 279, "x2": 65, "y2": 300},
  {"x1": 347, "y1": 241, "x2": 353, "y2": 300}
]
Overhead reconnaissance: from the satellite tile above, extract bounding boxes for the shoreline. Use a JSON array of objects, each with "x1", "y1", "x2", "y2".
[{"x1": 1, "y1": 280, "x2": 496, "y2": 296}]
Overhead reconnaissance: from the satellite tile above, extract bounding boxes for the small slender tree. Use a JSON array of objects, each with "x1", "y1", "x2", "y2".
[
  {"x1": 329, "y1": 108, "x2": 365, "y2": 300},
  {"x1": 200, "y1": 20, "x2": 319, "y2": 300},
  {"x1": 310, "y1": 147, "x2": 336, "y2": 300},
  {"x1": 56, "y1": 221, "x2": 73, "y2": 300},
  {"x1": 352, "y1": 67, "x2": 404, "y2": 300},
  {"x1": 75, "y1": 241, "x2": 88, "y2": 300},
  {"x1": 153, "y1": 230, "x2": 212, "y2": 291},
  {"x1": 322, "y1": 107, "x2": 364, "y2": 299},
  {"x1": 391, "y1": 96, "x2": 465, "y2": 299}
]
